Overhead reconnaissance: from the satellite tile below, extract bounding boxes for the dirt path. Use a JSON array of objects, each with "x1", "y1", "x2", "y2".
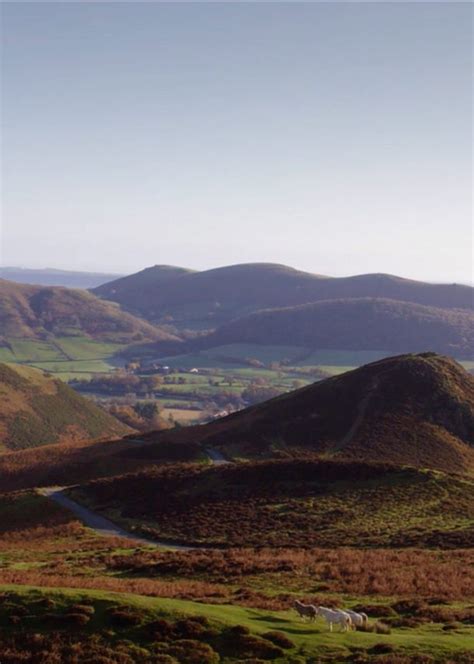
[
  {"x1": 39, "y1": 486, "x2": 191, "y2": 549},
  {"x1": 205, "y1": 448, "x2": 230, "y2": 464},
  {"x1": 39, "y1": 448, "x2": 228, "y2": 549},
  {"x1": 335, "y1": 378, "x2": 379, "y2": 452}
]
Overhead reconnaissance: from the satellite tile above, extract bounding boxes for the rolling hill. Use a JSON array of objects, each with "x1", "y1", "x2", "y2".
[
  {"x1": 204, "y1": 297, "x2": 474, "y2": 357},
  {"x1": 63, "y1": 352, "x2": 474, "y2": 548},
  {"x1": 72, "y1": 459, "x2": 474, "y2": 548},
  {"x1": 0, "y1": 363, "x2": 129, "y2": 451},
  {"x1": 93, "y1": 262, "x2": 474, "y2": 330},
  {"x1": 140, "y1": 352, "x2": 474, "y2": 475},
  {"x1": 0, "y1": 279, "x2": 177, "y2": 344},
  {"x1": 0, "y1": 267, "x2": 123, "y2": 289}
]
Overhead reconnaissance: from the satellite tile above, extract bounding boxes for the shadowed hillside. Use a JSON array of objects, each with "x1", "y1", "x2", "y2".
[
  {"x1": 0, "y1": 279, "x2": 177, "y2": 344},
  {"x1": 138, "y1": 353, "x2": 474, "y2": 475},
  {"x1": 93, "y1": 262, "x2": 474, "y2": 330},
  {"x1": 0, "y1": 364, "x2": 129, "y2": 451},
  {"x1": 203, "y1": 298, "x2": 474, "y2": 357}
]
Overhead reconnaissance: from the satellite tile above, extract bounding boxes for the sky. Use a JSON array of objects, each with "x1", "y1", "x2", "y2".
[{"x1": 1, "y1": 2, "x2": 472, "y2": 283}]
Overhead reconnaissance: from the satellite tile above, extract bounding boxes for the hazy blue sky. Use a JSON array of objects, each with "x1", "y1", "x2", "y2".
[{"x1": 2, "y1": 2, "x2": 472, "y2": 282}]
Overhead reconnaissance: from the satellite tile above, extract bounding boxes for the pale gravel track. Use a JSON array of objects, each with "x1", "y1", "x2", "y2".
[{"x1": 39, "y1": 448, "x2": 229, "y2": 549}]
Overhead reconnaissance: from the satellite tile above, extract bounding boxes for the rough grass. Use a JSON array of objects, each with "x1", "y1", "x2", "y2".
[
  {"x1": 1, "y1": 585, "x2": 473, "y2": 662},
  {"x1": 71, "y1": 459, "x2": 474, "y2": 548},
  {"x1": 0, "y1": 491, "x2": 473, "y2": 661}
]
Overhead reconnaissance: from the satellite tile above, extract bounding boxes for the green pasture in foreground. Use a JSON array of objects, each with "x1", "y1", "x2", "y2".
[{"x1": 2, "y1": 584, "x2": 473, "y2": 659}]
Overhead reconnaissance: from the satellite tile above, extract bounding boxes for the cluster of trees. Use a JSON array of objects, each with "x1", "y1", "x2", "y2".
[
  {"x1": 71, "y1": 372, "x2": 164, "y2": 397},
  {"x1": 106, "y1": 400, "x2": 171, "y2": 432}
]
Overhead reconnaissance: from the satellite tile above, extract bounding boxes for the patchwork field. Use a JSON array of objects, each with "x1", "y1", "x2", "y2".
[
  {"x1": 0, "y1": 336, "x2": 125, "y2": 379},
  {"x1": 2, "y1": 338, "x2": 473, "y2": 428}
]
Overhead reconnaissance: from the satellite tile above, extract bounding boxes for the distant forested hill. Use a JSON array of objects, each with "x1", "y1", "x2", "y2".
[
  {"x1": 0, "y1": 279, "x2": 177, "y2": 344},
  {"x1": 93, "y1": 263, "x2": 474, "y2": 331},
  {"x1": 203, "y1": 298, "x2": 474, "y2": 357}
]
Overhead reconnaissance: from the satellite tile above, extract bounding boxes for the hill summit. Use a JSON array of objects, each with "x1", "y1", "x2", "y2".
[
  {"x1": 151, "y1": 353, "x2": 474, "y2": 475},
  {"x1": 93, "y1": 262, "x2": 474, "y2": 331}
]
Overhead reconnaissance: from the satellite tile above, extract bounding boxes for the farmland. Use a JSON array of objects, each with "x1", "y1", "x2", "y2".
[
  {"x1": 3, "y1": 336, "x2": 474, "y2": 429},
  {"x1": 0, "y1": 336, "x2": 125, "y2": 379}
]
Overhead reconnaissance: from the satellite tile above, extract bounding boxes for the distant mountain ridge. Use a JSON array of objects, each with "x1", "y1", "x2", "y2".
[
  {"x1": 92, "y1": 262, "x2": 474, "y2": 332},
  {"x1": 142, "y1": 353, "x2": 474, "y2": 475},
  {"x1": 203, "y1": 297, "x2": 474, "y2": 357},
  {"x1": 0, "y1": 267, "x2": 123, "y2": 289},
  {"x1": 0, "y1": 363, "x2": 129, "y2": 451},
  {"x1": 0, "y1": 279, "x2": 177, "y2": 343}
]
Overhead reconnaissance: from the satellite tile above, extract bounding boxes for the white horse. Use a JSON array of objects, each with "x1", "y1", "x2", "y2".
[
  {"x1": 315, "y1": 606, "x2": 352, "y2": 632},
  {"x1": 293, "y1": 599, "x2": 317, "y2": 622},
  {"x1": 344, "y1": 609, "x2": 368, "y2": 630}
]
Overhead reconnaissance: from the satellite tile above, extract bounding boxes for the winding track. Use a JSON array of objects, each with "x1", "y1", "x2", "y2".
[{"x1": 39, "y1": 448, "x2": 230, "y2": 549}]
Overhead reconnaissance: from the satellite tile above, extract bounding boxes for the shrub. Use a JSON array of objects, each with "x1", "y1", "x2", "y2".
[
  {"x1": 227, "y1": 624, "x2": 251, "y2": 636},
  {"x1": 167, "y1": 639, "x2": 219, "y2": 664},
  {"x1": 34, "y1": 597, "x2": 57, "y2": 609},
  {"x1": 390, "y1": 616, "x2": 425, "y2": 628},
  {"x1": 261, "y1": 631, "x2": 294, "y2": 649},
  {"x1": 374, "y1": 622, "x2": 391, "y2": 635},
  {"x1": 391, "y1": 599, "x2": 427, "y2": 615},
  {"x1": 354, "y1": 604, "x2": 397, "y2": 618},
  {"x1": 147, "y1": 618, "x2": 175, "y2": 640},
  {"x1": 70, "y1": 603, "x2": 95, "y2": 615},
  {"x1": 229, "y1": 634, "x2": 284, "y2": 660},
  {"x1": 175, "y1": 618, "x2": 208, "y2": 639},
  {"x1": 64, "y1": 612, "x2": 91, "y2": 627},
  {"x1": 106, "y1": 608, "x2": 143, "y2": 627},
  {"x1": 442, "y1": 622, "x2": 462, "y2": 632},
  {"x1": 370, "y1": 644, "x2": 397, "y2": 655}
]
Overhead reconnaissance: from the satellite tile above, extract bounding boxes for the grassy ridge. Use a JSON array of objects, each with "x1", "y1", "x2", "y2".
[
  {"x1": 0, "y1": 363, "x2": 128, "y2": 451},
  {"x1": 70, "y1": 459, "x2": 474, "y2": 548},
  {"x1": 94, "y1": 263, "x2": 474, "y2": 331},
  {"x1": 1, "y1": 585, "x2": 472, "y2": 662},
  {"x1": 0, "y1": 278, "x2": 173, "y2": 343}
]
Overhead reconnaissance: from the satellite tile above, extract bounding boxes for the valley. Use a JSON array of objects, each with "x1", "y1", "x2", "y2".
[
  {"x1": 3, "y1": 1, "x2": 473, "y2": 658},
  {"x1": 0, "y1": 267, "x2": 473, "y2": 663}
]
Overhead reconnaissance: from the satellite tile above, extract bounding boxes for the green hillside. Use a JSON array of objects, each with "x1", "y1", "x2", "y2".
[
  {"x1": 0, "y1": 278, "x2": 176, "y2": 344},
  {"x1": 0, "y1": 363, "x2": 130, "y2": 451}
]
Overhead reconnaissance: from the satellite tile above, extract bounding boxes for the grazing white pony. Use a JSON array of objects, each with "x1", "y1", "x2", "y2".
[
  {"x1": 293, "y1": 599, "x2": 317, "y2": 622},
  {"x1": 315, "y1": 606, "x2": 352, "y2": 632},
  {"x1": 344, "y1": 609, "x2": 368, "y2": 630}
]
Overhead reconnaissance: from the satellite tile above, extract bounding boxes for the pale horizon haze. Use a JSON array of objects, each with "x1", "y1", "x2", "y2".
[{"x1": 1, "y1": 2, "x2": 472, "y2": 284}]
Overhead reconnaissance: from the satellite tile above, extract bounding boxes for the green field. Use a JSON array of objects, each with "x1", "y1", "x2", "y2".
[
  {"x1": 0, "y1": 337, "x2": 125, "y2": 380},
  {"x1": 2, "y1": 585, "x2": 472, "y2": 662},
  {"x1": 8, "y1": 339, "x2": 66, "y2": 362}
]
